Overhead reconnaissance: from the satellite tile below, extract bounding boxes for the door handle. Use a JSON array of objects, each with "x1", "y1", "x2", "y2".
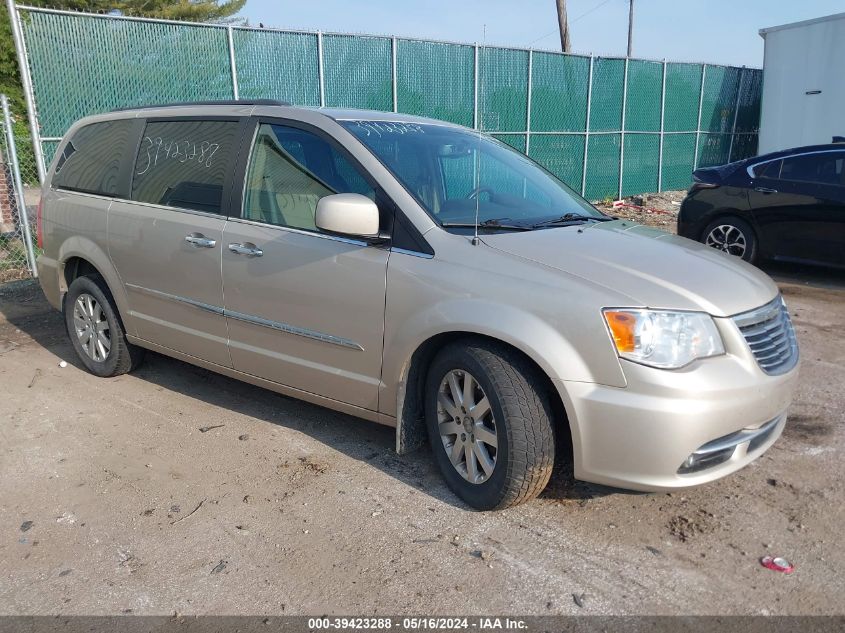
[
  {"x1": 754, "y1": 187, "x2": 778, "y2": 194},
  {"x1": 185, "y1": 233, "x2": 217, "y2": 248},
  {"x1": 228, "y1": 242, "x2": 263, "y2": 257}
]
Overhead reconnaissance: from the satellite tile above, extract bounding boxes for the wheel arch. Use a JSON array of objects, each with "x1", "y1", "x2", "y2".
[
  {"x1": 700, "y1": 212, "x2": 762, "y2": 262},
  {"x1": 57, "y1": 238, "x2": 134, "y2": 336},
  {"x1": 394, "y1": 331, "x2": 573, "y2": 472}
]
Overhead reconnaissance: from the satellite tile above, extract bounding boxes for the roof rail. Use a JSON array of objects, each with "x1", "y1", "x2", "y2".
[{"x1": 113, "y1": 99, "x2": 291, "y2": 112}]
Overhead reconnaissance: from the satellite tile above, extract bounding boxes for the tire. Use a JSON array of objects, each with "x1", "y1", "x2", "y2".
[
  {"x1": 424, "y1": 339, "x2": 555, "y2": 510},
  {"x1": 64, "y1": 274, "x2": 145, "y2": 377},
  {"x1": 701, "y1": 216, "x2": 758, "y2": 264}
]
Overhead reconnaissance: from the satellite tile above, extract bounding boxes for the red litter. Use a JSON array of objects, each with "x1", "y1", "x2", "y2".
[{"x1": 761, "y1": 555, "x2": 795, "y2": 574}]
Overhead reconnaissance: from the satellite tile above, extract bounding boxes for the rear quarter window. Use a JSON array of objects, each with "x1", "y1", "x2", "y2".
[
  {"x1": 130, "y1": 119, "x2": 241, "y2": 214},
  {"x1": 751, "y1": 160, "x2": 781, "y2": 179},
  {"x1": 52, "y1": 119, "x2": 140, "y2": 196}
]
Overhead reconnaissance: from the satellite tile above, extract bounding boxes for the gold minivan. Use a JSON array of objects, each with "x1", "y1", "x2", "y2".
[{"x1": 37, "y1": 101, "x2": 799, "y2": 509}]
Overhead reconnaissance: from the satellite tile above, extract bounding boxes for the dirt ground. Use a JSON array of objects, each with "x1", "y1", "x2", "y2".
[
  {"x1": 594, "y1": 190, "x2": 686, "y2": 233},
  {"x1": 1, "y1": 260, "x2": 844, "y2": 616}
]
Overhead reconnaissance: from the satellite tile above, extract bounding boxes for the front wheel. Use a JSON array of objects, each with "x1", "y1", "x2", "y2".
[
  {"x1": 425, "y1": 340, "x2": 555, "y2": 510},
  {"x1": 64, "y1": 274, "x2": 145, "y2": 377},
  {"x1": 702, "y1": 217, "x2": 758, "y2": 263}
]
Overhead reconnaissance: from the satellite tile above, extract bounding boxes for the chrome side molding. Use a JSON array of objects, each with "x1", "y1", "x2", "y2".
[
  {"x1": 126, "y1": 283, "x2": 224, "y2": 315},
  {"x1": 125, "y1": 283, "x2": 363, "y2": 351},
  {"x1": 225, "y1": 309, "x2": 365, "y2": 351}
]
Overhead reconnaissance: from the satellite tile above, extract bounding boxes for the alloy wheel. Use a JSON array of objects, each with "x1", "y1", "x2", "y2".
[
  {"x1": 705, "y1": 224, "x2": 747, "y2": 257},
  {"x1": 72, "y1": 293, "x2": 111, "y2": 362},
  {"x1": 436, "y1": 369, "x2": 498, "y2": 484}
]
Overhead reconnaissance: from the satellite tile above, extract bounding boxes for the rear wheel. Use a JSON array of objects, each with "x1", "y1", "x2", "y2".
[
  {"x1": 702, "y1": 217, "x2": 758, "y2": 263},
  {"x1": 425, "y1": 339, "x2": 555, "y2": 510},
  {"x1": 64, "y1": 275, "x2": 145, "y2": 377}
]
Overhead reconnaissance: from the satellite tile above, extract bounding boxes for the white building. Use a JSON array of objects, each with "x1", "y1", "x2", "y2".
[{"x1": 758, "y1": 12, "x2": 845, "y2": 154}]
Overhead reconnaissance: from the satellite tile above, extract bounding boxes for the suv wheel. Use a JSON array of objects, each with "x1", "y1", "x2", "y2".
[
  {"x1": 64, "y1": 275, "x2": 145, "y2": 377},
  {"x1": 425, "y1": 340, "x2": 555, "y2": 510},
  {"x1": 702, "y1": 217, "x2": 757, "y2": 263}
]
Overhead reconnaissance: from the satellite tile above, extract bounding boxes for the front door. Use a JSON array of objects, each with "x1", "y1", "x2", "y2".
[
  {"x1": 108, "y1": 118, "x2": 244, "y2": 367},
  {"x1": 221, "y1": 121, "x2": 389, "y2": 411}
]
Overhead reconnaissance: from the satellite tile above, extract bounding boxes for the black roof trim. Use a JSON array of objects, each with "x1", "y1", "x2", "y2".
[{"x1": 113, "y1": 99, "x2": 290, "y2": 112}]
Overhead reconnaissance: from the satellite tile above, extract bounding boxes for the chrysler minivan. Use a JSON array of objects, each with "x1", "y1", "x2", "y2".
[{"x1": 37, "y1": 101, "x2": 799, "y2": 510}]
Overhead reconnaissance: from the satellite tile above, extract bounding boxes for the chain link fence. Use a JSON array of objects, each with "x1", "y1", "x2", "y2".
[
  {"x1": 11, "y1": 4, "x2": 762, "y2": 202},
  {"x1": 1, "y1": 94, "x2": 38, "y2": 282}
]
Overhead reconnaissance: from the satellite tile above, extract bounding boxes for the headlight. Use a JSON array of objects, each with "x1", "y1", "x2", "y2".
[{"x1": 602, "y1": 309, "x2": 725, "y2": 369}]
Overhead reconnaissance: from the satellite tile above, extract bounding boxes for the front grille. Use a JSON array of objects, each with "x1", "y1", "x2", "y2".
[{"x1": 733, "y1": 296, "x2": 798, "y2": 375}]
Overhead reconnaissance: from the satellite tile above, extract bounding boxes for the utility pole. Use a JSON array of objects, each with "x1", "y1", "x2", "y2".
[
  {"x1": 556, "y1": 0, "x2": 571, "y2": 53},
  {"x1": 627, "y1": 0, "x2": 634, "y2": 57}
]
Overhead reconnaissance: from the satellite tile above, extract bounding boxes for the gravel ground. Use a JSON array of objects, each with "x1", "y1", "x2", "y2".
[{"x1": 1, "y1": 261, "x2": 844, "y2": 616}]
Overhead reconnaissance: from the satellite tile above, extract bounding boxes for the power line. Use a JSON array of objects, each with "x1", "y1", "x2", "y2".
[{"x1": 527, "y1": 0, "x2": 615, "y2": 48}]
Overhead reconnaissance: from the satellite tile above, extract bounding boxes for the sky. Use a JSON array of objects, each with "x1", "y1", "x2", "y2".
[{"x1": 237, "y1": 0, "x2": 845, "y2": 67}]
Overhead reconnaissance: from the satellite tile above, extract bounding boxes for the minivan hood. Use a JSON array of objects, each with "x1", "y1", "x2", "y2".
[{"x1": 481, "y1": 220, "x2": 778, "y2": 317}]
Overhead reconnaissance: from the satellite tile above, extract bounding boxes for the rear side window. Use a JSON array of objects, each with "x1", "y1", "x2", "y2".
[
  {"x1": 131, "y1": 119, "x2": 241, "y2": 214},
  {"x1": 52, "y1": 119, "x2": 138, "y2": 196},
  {"x1": 780, "y1": 152, "x2": 844, "y2": 186}
]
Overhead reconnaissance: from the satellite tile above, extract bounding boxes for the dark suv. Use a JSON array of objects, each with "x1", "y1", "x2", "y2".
[{"x1": 678, "y1": 144, "x2": 845, "y2": 267}]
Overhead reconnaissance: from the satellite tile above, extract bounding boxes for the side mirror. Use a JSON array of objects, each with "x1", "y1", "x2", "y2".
[{"x1": 315, "y1": 193, "x2": 381, "y2": 240}]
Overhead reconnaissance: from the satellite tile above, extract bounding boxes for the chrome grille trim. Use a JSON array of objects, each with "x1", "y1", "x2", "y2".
[{"x1": 732, "y1": 296, "x2": 798, "y2": 375}]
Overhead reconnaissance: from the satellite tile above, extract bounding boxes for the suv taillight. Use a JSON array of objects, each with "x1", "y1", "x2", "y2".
[{"x1": 36, "y1": 197, "x2": 44, "y2": 249}]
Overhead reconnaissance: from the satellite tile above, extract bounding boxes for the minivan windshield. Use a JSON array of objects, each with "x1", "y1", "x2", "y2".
[{"x1": 341, "y1": 120, "x2": 607, "y2": 231}]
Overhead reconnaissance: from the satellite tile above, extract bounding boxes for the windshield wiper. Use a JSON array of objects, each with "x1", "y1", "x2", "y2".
[
  {"x1": 440, "y1": 218, "x2": 534, "y2": 231},
  {"x1": 531, "y1": 213, "x2": 612, "y2": 228}
]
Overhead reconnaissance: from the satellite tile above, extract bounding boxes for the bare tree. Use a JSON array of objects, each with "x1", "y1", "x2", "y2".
[{"x1": 555, "y1": 0, "x2": 571, "y2": 53}]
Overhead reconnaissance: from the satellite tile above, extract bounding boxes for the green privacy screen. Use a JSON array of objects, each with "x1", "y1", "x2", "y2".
[
  {"x1": 233, "y1": 29, "x2": 320, "y2": 106},
  {"x1": 21, "y1": 10, "x2": 233, "y2": 138},
  {"x1": 397, "y1": 40, "x2": 474, "y2": 127},
  {"x1": 17, "y1": 6, "x2": 762, "y2": 198},
  {"x1": 323, "y1": 35, "x2": 392, "y2": 111}
]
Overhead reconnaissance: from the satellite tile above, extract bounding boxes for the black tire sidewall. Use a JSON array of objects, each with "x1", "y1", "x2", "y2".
[
  {"x1": 64, "y1": 276, "x2": 124, "y2": 377},
  {"x1": 425, "y1": 347, "x2": 511, "y2": 511},
  {"x1": 703, "y1": 216, "x2": 758, "y2": 263}
]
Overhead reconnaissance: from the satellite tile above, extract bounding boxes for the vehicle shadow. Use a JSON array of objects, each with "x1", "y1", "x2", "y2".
[
  {"x1": 760, "y1": 259, "x2": 845, "y2": 292},
  {"x1": 1, "y1": 281, "x2": 612, "y2": 510}
]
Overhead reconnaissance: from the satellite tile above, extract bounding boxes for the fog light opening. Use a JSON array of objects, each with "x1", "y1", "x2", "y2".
[{"x1": 677, "y1": 447, "x2": 735, "y2": 474}]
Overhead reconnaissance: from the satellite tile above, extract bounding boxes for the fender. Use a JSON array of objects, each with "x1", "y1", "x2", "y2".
[{"x1": 381, "y1": 298, "x2": 628, "y2": 454}]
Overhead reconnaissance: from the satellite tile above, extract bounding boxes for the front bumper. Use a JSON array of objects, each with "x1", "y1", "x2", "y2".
[{"x1": 556, "y1": 316, "x2": 799, "y2": 491}]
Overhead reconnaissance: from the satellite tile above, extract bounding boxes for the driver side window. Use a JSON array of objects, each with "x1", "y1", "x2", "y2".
[{"x1": 243, "y1": 123, "x2": 375, "y2": 231}]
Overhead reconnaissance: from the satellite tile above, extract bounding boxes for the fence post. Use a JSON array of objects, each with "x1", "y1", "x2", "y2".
[
  {"x1": 727, "y1": 66, "x2": 745, "y2": 163},
  {"x1": 473, "y1": 43, "x2": 480, "y2": 130},
  {"x1": 6, "y1": 0, "x2": 46, "y2": 184},
  {"x1": 694, "y1": 64, "x2": 707, "y2": 169},
  {"x1": 227, "y1": 26, "x2": 239, "y2": 100},
  {"x1": 581, "y1": 54, "x2": 594, "y2": 197},
  {"x1": 391, "y1": 36, "x2": 398, "y2": 113},
  {"x1": 525, "y1": 49, "x2": 533, "y2": 155},
  {"x1": 618, "y1": 57, "x2": 629, "y2": 200},
  {"x1": 658, "y1": 58, "x2": 667, "y2": 192},
  {"x1": 1, "y1": 94, "x2": 38, "y2": 277},
  {"x1": 317, "y1": 31, "x2": 326, "y2": 108}
]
